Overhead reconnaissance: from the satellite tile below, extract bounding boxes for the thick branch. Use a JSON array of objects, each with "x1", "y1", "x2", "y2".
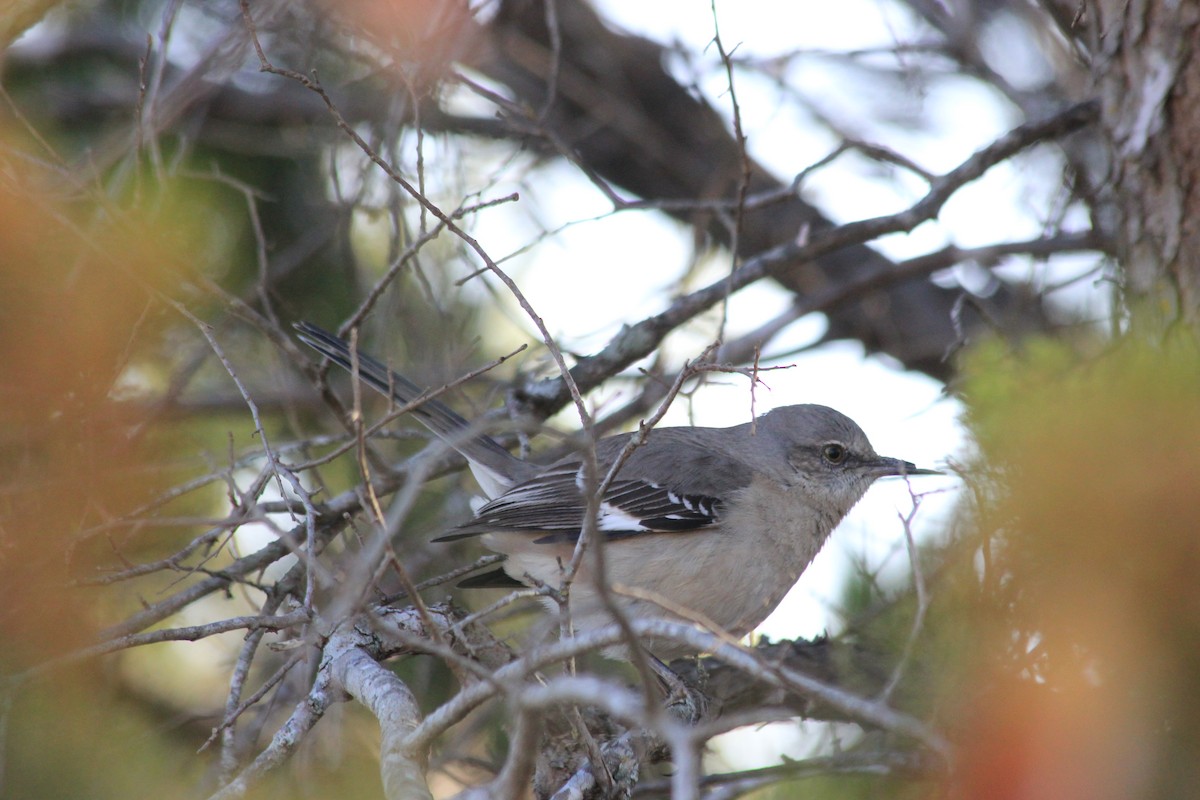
[
  {"x1": 513, "y1": 107, "x2": 1098, "y2": 415},
  {"x1": 477, "y1": 0, "x2": 1090, "y2": 379},
  {"x1": 331, "y1": 644, "x2": 433, "y2": 800}
]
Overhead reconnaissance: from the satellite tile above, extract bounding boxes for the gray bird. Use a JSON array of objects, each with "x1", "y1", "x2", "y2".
[{"x1": 296, "y1": 322, "x2": 939, "y2": 660}]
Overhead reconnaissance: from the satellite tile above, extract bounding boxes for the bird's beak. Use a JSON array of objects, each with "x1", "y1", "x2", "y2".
[{"x1": 870, "y1": 456, "x2": 943, "y2": 477}]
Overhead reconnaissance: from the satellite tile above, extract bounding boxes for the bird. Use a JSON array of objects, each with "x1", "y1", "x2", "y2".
[{"x1": 295, "y1": 322, "x2": 940, "y2": 661}]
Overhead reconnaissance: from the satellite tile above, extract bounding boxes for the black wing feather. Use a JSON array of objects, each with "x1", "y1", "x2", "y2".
[{"x1": 439, "y1": 463, "x2": 724, "y2": 544}]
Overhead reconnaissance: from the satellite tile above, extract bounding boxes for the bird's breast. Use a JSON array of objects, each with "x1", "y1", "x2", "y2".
[{"x1": 478, "y1": 476, "x2": 841, "y2": 659}]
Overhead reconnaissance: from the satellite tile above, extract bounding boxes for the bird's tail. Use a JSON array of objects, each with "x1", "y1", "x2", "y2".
[{"x1": 294, "y1": 321, "x2": 532, "y2": 495}]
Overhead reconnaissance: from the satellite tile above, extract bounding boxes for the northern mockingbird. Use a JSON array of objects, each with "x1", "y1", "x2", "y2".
[{"x1": 296, "y1": 322, "x2": 939, "y2": 660}]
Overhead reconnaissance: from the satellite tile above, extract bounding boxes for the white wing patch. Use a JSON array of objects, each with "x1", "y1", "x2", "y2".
[{"x1": 597, "y1": 502, "x2": 653, "y2": 532}]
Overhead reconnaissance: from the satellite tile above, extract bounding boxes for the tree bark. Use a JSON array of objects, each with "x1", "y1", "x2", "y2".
[{"x1": 1094, "y1": 0, "x2": 1200, "y2": 323}]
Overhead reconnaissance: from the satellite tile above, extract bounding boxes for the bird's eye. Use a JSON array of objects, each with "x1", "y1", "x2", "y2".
[{"x1": 822, "y1": 443, "x2": 846, "y2": 464}]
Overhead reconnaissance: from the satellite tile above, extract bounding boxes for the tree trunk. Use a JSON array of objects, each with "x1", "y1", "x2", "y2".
[{"x1": 1094, "y1": 0, "x2": 1200, "y2": 324}]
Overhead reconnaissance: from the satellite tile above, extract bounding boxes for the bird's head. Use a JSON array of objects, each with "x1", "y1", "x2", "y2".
[{"x1": 757, "y1": 404, "x2": 940, "y2": 511}]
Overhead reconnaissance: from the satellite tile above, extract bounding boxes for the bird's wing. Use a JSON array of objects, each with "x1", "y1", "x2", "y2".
[{"x1": 437, "y1": 434, "x2": 754, "y2": 543}]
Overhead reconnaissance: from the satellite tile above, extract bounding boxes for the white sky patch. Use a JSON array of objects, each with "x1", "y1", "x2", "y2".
[{"x1": 230, "y1": 465, "x2": 302, "y2": 583}]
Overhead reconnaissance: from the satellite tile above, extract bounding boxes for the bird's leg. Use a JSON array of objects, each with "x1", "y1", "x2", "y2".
[{"x1": 649, "y1": 655, "x2": 708, "y2": 724}]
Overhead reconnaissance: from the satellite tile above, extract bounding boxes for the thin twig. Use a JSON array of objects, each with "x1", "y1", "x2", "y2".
[{"x1": 879, "y1": 487, "x2": 931, "y2": 703}]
